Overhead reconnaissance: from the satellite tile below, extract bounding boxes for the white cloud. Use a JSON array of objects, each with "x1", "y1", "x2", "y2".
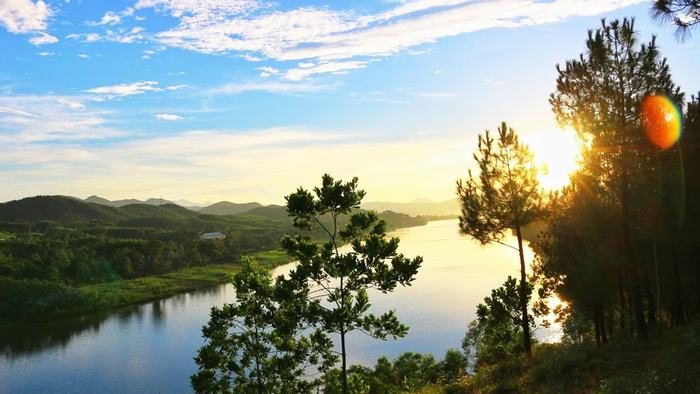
[
  {"x1": 84, "y1": 81, "x2": 188, "y2": 99},
  {"x1": 77, "y1": 53, "x2": 90, "y2": 59},
  {"x1": 66, "y1": 27, "x2": 145, "y2": 44},
  {"x1": 136, "y1": 0, "x2": 643, "y2": 79},
  {"x1": 57, "y1": 98, "x2": 85, "y2": 109},
  {"x1": 155, "y1": 113, "x2": 184, "y2": 121},
  {"x1": 134, "y1": 0, "x2": 260, "y2": 19},
  {"x1": 85, "y1": 81, "x2": 162, "y2": 97},
  {"x1": 29, "y1": 32, "x2": 58, "y2": 45},
  {"x1": 284, "y1": 61, "x2": 367, "y2": 81},
  {"x1": 210, "y1": 81, "x2": 331, "y2": 95},
  {"x1": 37, "y1": 51, "x2": 54, "y2": 56},
  {"x1": 0, "y1": 0, "x2": 52, "y2": 34},
  {"x1": 256, "y1": 66, "x2": 279, "y2": 78},
  {"x1": 89, "y1": 11, "x2": 121, "y2": 26}
]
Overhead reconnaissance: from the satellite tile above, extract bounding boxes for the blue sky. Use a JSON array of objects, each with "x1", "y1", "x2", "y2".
[{"x1": 1, "y1": 0, "x2": 698, "y2": 204}]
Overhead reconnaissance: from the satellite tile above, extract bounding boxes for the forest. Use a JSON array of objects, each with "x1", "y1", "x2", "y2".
[{"x1": 188, "y1": 15, "x2": 700, "y2": 394}]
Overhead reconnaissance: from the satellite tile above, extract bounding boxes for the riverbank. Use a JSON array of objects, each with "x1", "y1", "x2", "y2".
[{"x1": 0, "y1": 249, "x2": 292, "y2": 327}]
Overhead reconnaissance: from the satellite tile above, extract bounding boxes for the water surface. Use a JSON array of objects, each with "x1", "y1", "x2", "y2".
[{"x1": 0, "y1": 219, "x2": 557, "y2": 393}]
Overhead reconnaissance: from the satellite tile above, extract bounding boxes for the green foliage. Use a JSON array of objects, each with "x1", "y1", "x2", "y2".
[
  {"x1": 457, "y1": 122, "x2": 543, "y2": 357},
  {"x1": 463, "y1": 277, "x2": 534, "y2": 369},
  {"x1": 322, "y1": 350, "x2": 466, "y2": 394},
  {"x1": 191, "y1": 257, "x2": 336, "y2": 393},
  {"x1": 283, "y1": 174, "x2": 423, "y2": 393},
  {"x1": 456, "y1": 122, "x2": 543, "y2": 244}
]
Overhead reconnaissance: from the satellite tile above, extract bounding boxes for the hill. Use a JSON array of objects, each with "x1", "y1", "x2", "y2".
[
  {"x1": 241, "y1": 204, "x2": 288, "y2": 220},
  {"x1": 0, "y1": 196, "x2": 127, "y2": 223},
  {"x1": 84, "y1": 195, "x2": 176, "y2": 207},
  {"x1": 361, "y1": 199, "x2": 459, "y2": 216},
  {"x1": 197, "y1": 201, "x2": 263, "y2": 215}
]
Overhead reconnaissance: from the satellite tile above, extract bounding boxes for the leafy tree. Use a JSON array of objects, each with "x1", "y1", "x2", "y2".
[
  {"x1": 550, "y1": 18, "x2": 683, "y2": 338},
  {"x1": 462, "y1": 276, "x2": 534, "y2": 368},
  {"x1": 191, "y1": 257, "x2": 336, "y2": 393},
  {"x1": 283, "y1": 174, "x2": 423, "y2": 394},
  {"x1": 457, "y1": 122, "x2": 543, "y2": 356},
  {"x1": 651, "y1": 0, "x2": 700, "y2": 39}
]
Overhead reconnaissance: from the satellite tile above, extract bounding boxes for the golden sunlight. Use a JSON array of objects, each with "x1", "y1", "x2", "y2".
[{"x1": 523, "y1": 128, "x2": 582, "y2": 190}]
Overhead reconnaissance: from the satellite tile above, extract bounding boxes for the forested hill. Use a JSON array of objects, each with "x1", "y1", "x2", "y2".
[
  {"x1": 0, "y1": 196, "x2": 198, "y2": 224},
  {"x1": 197, "y1": 201, "x2": 263, "y2": 215},
  {"x1": 0, "y1": 196, "x2": 427, "y2": 231}
]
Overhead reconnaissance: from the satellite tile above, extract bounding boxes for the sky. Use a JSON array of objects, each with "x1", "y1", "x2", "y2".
[{"x1": 1, "y1": 0, "x2": 698, "y2": 205}]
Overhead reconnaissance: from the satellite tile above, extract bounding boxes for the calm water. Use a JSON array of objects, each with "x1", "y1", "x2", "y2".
[{"x1": 0, "y1": 219, "x2": 559, "y2": 393}]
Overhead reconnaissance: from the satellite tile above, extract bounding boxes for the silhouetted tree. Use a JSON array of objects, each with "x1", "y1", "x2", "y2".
[
  {"x1": 550, "y1": 18, "x2": 683, "y2": 338},
  {"x1": 457, "y1": 122, "x2": 543, "y2": 356},
  {"x1": 462, "y1": 276, "x2": 534, "y2": 367},
  {"x1": 283, "y1": 174, "x2": 423, "y2": 394}
]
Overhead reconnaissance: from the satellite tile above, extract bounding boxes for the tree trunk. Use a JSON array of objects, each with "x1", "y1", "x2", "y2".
[
  {"x1": 644, "y1": 269, "x2": 657, "y2": 330},
  {"x1": 340, "y1": 328, "x2": 348, "y2": 394},
  {"x1": 671, "y1": 239, "x2": 686, "y2": 326},
  {"x1": 515, "y1": 226, "x2": 532, "y2": 357},
  {"x1": 622, "y1": 172, "x2": 647, "y2": 339}
]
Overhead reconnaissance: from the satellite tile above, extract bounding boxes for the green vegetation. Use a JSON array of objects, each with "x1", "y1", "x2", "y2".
[
  {"x1": 0, "y1": 195, "x2": 425, "y2": 324},
  {"x1": 193, "y1": 175, "x2": 423, "y2": 394},
  {"x1": 457, "y1": 122, "x2": 544, "y2": 356}
]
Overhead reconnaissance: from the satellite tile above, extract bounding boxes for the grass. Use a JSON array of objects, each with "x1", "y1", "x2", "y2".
[
  {"x1": 0, "y1": 250, "x2": 293, "y2": 326},
  {"x1": 76, "y1": 249, "x2": 293, "y2": 312},
  {"x1": 436, "y1": 323, "x2": 700, "y2": 393}
]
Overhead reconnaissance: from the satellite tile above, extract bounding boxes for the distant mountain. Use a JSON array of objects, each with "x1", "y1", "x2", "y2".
[
  {"x1": 198, "y1": 201, "x2": 263, "y2": 216},
  {"x1": 361, "y1": 199, "x2": 459, "y2": 216},
  {"x1": 173, "y1": 199, "x2": 208, "y2": 209},
  {"x1": 242, "y1": 205, "x2": 288, "y2": 220},
  {"x1": 84, "y1": 195, "x2": 175, "y2": 207}
]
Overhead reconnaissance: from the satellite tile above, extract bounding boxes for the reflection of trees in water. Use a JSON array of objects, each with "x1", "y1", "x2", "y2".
[
  {"x1": 0, "y1": 284, "x2": 230, "y2": 361},
  {"x1": 0, "y1": 304, "x2": 140, "y2": 361}
]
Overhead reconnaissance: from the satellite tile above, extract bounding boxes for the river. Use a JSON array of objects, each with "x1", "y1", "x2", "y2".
[{"x1": 0, "y1": 219, "x2": 560, "y2": 393}]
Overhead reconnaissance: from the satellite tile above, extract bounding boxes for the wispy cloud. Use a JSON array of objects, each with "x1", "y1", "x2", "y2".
[
  {"x1": 139, "y1": 0, "x2": 644, "y2": 69},
  {"x1": 210, "y1": 81, "x2": 332, "y2": 95},
  {"x1": 0, "y1": 95, "x2": 120, "y2": 143},
  {"x1": 154, "y1": 113, "x2": 183, "y2": 121},
  {"x1": 86, "y1": 81, "x2": 162, "y2": 97},
  {"x1": 29, "y1": 31, "x2": 58, "y2": 45},
  {"x1": 284, "y1": 61, "x2": 368, "y2": 81},
  {"x1": 0, "y1": 126, "x2": 468, "y2": 203}
]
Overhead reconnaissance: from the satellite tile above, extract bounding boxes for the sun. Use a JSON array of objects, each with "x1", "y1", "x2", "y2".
[{"x1": 522, "y1": 128, "x2": 582, "y2": 190}]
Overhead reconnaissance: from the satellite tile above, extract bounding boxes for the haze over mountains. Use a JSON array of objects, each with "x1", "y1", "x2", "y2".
[{"x1": 77, "y1": 196, "x2": 460, "y2": 217}]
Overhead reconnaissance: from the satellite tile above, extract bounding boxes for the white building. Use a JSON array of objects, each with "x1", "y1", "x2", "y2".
[{"x1": 200, "y1": 232, "x2": 226, "y2": 240}]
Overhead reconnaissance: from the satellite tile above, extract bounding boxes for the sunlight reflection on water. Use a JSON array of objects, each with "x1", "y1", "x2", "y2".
[{"x1": 0, "y1": 219, "x2": 561, "y2": 393}]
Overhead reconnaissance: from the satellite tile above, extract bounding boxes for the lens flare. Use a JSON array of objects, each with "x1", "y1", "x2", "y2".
[{"x1": 640, "y1": 95, "x2": 682, "y2": 149}]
